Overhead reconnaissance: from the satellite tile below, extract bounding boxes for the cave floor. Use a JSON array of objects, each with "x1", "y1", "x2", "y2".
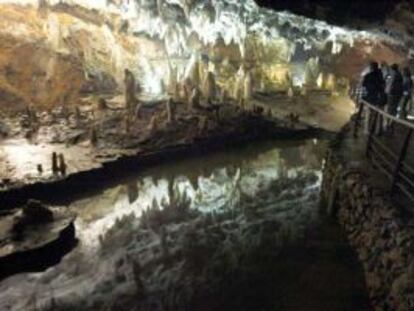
[{"x1": 267, "y1": 218, "x2": 370, "y2": 310}]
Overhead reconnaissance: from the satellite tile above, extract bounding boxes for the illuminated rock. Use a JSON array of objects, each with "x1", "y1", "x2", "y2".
[{"x1": 0, "y1": 0, "x2": 407, "y2": 113}]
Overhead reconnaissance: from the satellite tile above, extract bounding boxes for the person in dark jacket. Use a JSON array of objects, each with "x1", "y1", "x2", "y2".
[
  {"x1": 362, "y1": 62, "x2": 385, "y2": 106},
  {"x1": 358, "y1": 62, "x2": 385, "y2": 134},
  {"x1": 400, "y1": 67, "x2": 413, "y2": 119},
  {"x1": 386, "y1": 64, "x2": 403, "y2": 116},
  {"x1": 385, "y1": 64, "x2": 403, "y2": 131}
]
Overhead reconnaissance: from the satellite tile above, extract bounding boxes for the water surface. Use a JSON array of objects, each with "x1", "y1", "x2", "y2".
[{"x1": 0, "y1": 139, "x2": 369, "y2": 310}]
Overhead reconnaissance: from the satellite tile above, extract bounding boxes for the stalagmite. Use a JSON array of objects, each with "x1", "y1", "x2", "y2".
[
  {"x1": 58, "y1": 153, "x2": 66, "y2": 176},
  {"x1": 132, "y1": 259, "x2": 146, "y2": 298},
  {"x1": 287, "y1": 87, "x2": 294, "y2": 98},
  {"x1": 168, "y1": 66, "x2": 178, "y2": 95},
  {"x1": 174, "y1": 83, "x2": 181, "y2": 102},
  {"x1": 37, "y1": 164, "x2": 43, "y2": 175},
  {"x1": 220, "y1": 89, "x2": 228, "y2": 104},
  {"x1": 90, "y1": 127, "x2": 97, "y2": 146},
  {"x1": 160, "y1": 226, "x2": 169, "y2": 259},
  {"x1": 52, "y1": 152, "x2": 58, "y2": 175},
  {"x1": 135, "y1": 102, "x2": 142, "y2": 120},
  {"x1": 75, "y1": 107, "x2": 81, "y2": 126},
  {"x1": 98, "y1": 98, "x2": 107, "y2": 110},
  {"x1": 304, "y1": 57, "x2": 320, "y2": 87},
  {"x1": 317, "y1": 72, "x2": 324, "y2": 89},
  {"x1": 124, "y1": 69, "x2": 137, "y2": 113},
  {"x1": 183, "y1": 78, "x2": 193, "y2": 102},
  {"x1": 147, "y1": 115, "x2": 158, "y2": 134},
  {"x1": 166, "y1": 98, "x2": 175, "y2": 123},
  {"x1": 124, "y1": 116, "x2": 130, "y2": 134},
  {"x1": 326, "y1": 74, "x2": 336, "y2": 91},
  {"x1": 203, "y1": 72, "x2": 217, "y2": 102},
  {"x1": 189, "y1": 88, "x2": 201, "y2": 110},
  {"x1": 285, "y1": 71, "x2": 293, "y2": 89},
  {"x1": 234, "y1": 66, "x2": 245, "y2": 101},
  {"x1": 260, "y1": 78, "x2": 266, "y2": 92},
  {"x1": 239, "y1": 98, "x2": 245, "y2": 110},
  {"x1": 186, "y1": 57, "x2": 201, "y2": 87},
  {"x1": 243, "y1": 71, "x2": 252, "y2": 100},
  {"x1": 198, "y1": 116, "x2": 208, "y2": 134}
]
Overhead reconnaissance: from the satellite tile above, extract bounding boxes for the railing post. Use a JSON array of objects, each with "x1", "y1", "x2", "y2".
[
  {"x1": 366, "y1": 109, "x2": 378, "y2": 158},
  {"x1": 391, "y1": 128, "x2": 413, "y2": 193}
]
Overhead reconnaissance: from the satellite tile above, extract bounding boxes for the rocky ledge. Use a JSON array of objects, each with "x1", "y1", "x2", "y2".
[
  {"x1": 0, "y1": 200, "x2": 76, "y2": 280},
  {"x1": 0, "y1": 99, "x2": 320, "y2": 207},
  {"x1": 321, "y1": 125, "x2": 414, "y2": 310}
]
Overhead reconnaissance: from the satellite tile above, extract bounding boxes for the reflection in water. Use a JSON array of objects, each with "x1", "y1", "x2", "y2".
[{"x1": 0, "y1": 139, "x2": 337, "y2": 310}]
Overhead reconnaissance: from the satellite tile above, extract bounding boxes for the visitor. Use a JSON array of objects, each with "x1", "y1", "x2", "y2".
[
  {"x1": 379, "y1": 62, "x2": 390, "y2": 107},
  {"x1": 380, "y1": 62, "x2": 391, "y2": 81},
  {"x1": 400, "y1": 67, "x2": 413, "y2": 119},
  {"x1": 362, "y1": 62, "x2": 384, "y2": 106},
  {"x1": 385, "y1": 64, "x2": 403, "y2": 131},
  {"x1": 360, "y1": 61, "x2": 385, "y2": 134}
]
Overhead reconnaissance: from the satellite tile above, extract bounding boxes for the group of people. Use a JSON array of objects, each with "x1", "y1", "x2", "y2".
[{"x1": 360, "y1": 61, "x2": 413, "y2": 125}]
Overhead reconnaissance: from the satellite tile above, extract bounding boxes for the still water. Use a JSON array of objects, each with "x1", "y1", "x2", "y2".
[{"x1": 0, "y1": 139, "x2": 369, "y2": 310}]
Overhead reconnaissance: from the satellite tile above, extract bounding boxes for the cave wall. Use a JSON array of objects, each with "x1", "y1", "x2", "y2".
[
  {"x1": 0, "y1": 0, "x2": 408, "y2": 109},
  {"x1": 321, "y1": 133, "x2": 414, "y2": 311}
]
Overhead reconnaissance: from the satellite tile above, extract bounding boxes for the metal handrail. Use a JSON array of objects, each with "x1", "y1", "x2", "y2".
[
  {"x1": 359, "y1": 99, "x2": 414, "y2": 129},
  {"x1": 354, "y1": 99, "x2": 414, "y2": 201}
]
